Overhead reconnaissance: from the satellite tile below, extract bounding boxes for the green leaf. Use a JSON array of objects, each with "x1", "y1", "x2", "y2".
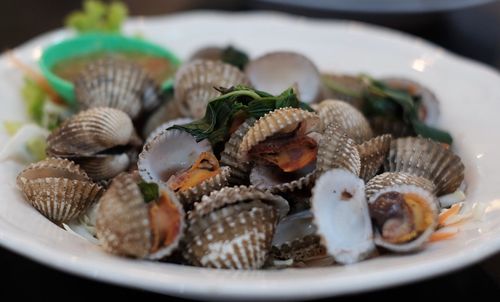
[
  {"x1": 65, "y1": 0, "x2": 128, "y2": 34},
  {"x1": 411, "y1": 118, "x2": 453, "y2": 144},
  {"x1": 26, "y1": 137, "x2": 47, "y2": 162},
  {"x1": 138, "y1": 182, "x2": 159, "y2": 203},
  {"x1": 221, "y1": 46, "x2": 249, "y2": 70},
  {"x1": 21, "y1": 78, "x2": 46, "y2": 124}
]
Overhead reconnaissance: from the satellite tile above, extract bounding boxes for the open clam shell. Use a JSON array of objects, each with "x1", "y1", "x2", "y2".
[
  {"x1": 311, "y1": 169, "x2": 375, "y2": 264},
  {"x1": 316, "y1": 99, "x2": 373, "y2": 143},
  {"x1": 245, "y1": 52, "x2": 321, "y2": 104},
  {"x1": 46, "y1": 107, "x2": 135, "y2": 158},
  {"x1": 368, "y1": 184, "x2": 438, "y2": 253},
  {"x1": 385, "y1": 137, "x2": 464, "y2": 196},
  {"x1": 142, "y1": 94, "x2": 186, "y2": 138},
  {"x1": 174, "y1": 60, "x2": 250, "y2": 118},
  {"x1": 96, "y1": 172, "x2": 185, "y2": 259},
  {"x1": 365, "y1": 172, "x2": 435, "y2": 200},
  {"x1": 17, "y1": 158, "x2": 103, "y2": 223},
  {"x1": 145, "y1": 117, "x2": 193, "y2": 144},
  {"x1": 184, "y1": 186, "x2": 289, "y2": 269},
  {"x1": 357, "y1": 134, "x2": 392, "y2": 181},
  {"x1": 75, "y1": 58, "x2": 161, "y2": 119}
]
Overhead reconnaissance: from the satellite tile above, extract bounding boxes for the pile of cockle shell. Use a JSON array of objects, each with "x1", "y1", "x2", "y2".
[{"x1": 16, "y1": 48, "x2": 465, "y2": 269}]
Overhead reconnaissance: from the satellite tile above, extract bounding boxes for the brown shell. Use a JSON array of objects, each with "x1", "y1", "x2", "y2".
[
  {"x1": 365, "y1": 172, "x2": 436, "y2": 200},
  {"x1": 357, "y1": 134, "x2": 392, "y2": 181},
  {"x1": 73, "y1": 153, "x2": 131, "y2": 181},
  {"x1": 316, "y1": 122, "x2": 361, "y2": 176},
  {"x1": 320, "y1": 73, "x2": 366, "y2": 110},
  {"x1": 174, "y1": 60, "x2": 250, "y2": 118},
  {"x1": 249, "y1": 164, "x2": 316, "y2": 194},
  {"x1": 75, "y1": 58, "x2": 161, "y2": 119},
  {"x1": 271, "y1": 234, "x2": 326, "y2": 262},
  {"x1": 142, "y1": 97, "x2": 186, "y2": 138},
  {"x1": 369, "y1": 116, "x2": 414, "y2": 138},
  {"x1": 17, "y1": 158, "x2": 103, "y2": 223},
  {"x1": 176, "y1": 166, "x2": 231, "y2": 209},
  {"x1": 46, "y1": 107, "x2": 135, "y2": 157},
  {"x1": 385, "y1": 137, "x2": 464, "y2": 195},
  {"x1": 238, "y1": 108, "x2": 320, "y2": 161},
  {"x1": 316, "y1": 99, "x2": 373, "y2": 143},
  {"x1": 96, "y1": 172, "x2": 152, "y2": 258},
  {"x1": 220, "y1": 118, "x2": 256, "y2": 185}
]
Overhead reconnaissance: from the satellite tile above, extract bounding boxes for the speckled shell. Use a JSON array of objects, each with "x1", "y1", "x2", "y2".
[
  {"x1": 316, "y1": 99, "x2": 373, "y2": 144},
  {"x1": 75, "y1": 58, "x2": 161, "y2": 119},
  {"x1": 316, "y1": 123, "x2": 361, "y2": 176},
  {"x1": 271, "y1": 234, "x2": 325, "y2": 262},
  {"x1": 174, "y1": 60, "x2": 250, "y2": 118},
  {"x1": 176, "y1": 166, "x2": 231, "y2": 209},
  {"x1": 96, "y1": 172, "x2": 185, "y2": 259},
  {"x1": 145, "y1": 117, "x2": 193, "y2": 144},
  {"x1": 357, "y1": 134, "x2": 392, "y2": 181},
  {"x1": 365, "y1": 172, "x2": 436, "y2": 200},
  {"x1": 220, "y1": 118, "x2": 256, "y2": 185},
  {"x1": 238, "y1": 108, "x2": 320, "y2": 161},
  {"x1": 142, "y1": 97, "x2": 186, "y2": 138},
  {"x1": 368, "y1": 184, "x2": 438, "y2": 253},
  {"x1": 17, "y1": 158, "x2": 103, "y2": 223},
  {"x1": 138, "y1": 128, "x2": 211, "y2": 183},
  {"x1": 185, "y1": 186, "x2": 289, "y2": 269},
  {"x1": 73, "y1": 153, "x2": 131, "y2": 181},
  {"x1": 46, "y1": 107, "x2": 135, "y2": 157},
  {"x1": 385, "y1": 137, "x2": 464, "y2": 196}
]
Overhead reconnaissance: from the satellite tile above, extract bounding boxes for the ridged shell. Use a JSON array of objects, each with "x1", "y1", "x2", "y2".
[
  {"x1": 17, "y1": 158, "x2": 103, "y2": 223},
  {"x1": 385, "y1": 137, "x2": 464, "y2": 196},
  {"x1": 145, "y1": 117, "x2": 193, "y2": 144},
  {"x1": 46, "y1": 107, "x2": 135, "y2": 157},
  {"x1": 238, "y1": 108, "x2": 320, "y2": 161},
  {"x1": 365, "y1": 172, "x2": 436, "y2": 200},
  {"x1": 96, "y1": 172, "x2": 152, "y2": 258},
  {"x1": 73, "y1": 153, "x2": 131, "y2": 181},
  {"x1": 368, "y1": 184, "x2": 438, "y2": 253},
  {"x1": 357, "y1": 134, "x2": 392, "y2": 181},
  {"x1": 220, "y1": 118, "x2": 256, "y2": 184},
  {"x1": 245, "y1": 52, "x2": 321, "y2": 104},
  {"x1": 138, "y1": 128, "x2": 211, "y2": 183},
  {"x1": 177, "y1": 166, "x2": 231, "y2": 209},
  {"x1": 185, "y1": 200, "x2": 277, "y2": 269},
  {"x1": 271, "y1": 234, "x2": 325, "y2": 262},
  {"x1": 249, "y1": 164, "x2": 316, "y2": 194},
  {"x1": 311, "y1": 169, "x2": 375, "y2": 264},
  {"x1": 320, "y1": 73, "x2": 365, "y2": 110},
  {"x1": 142, "y1": 97, "x2": 186, "y2": 138},
  {"x1": 369, "y1": 116, "x2": 413, "y2": 138},
  {"x1": 316, "y1": 99, "x2": 373, "y2": 143},
  {"x1": 75, "y1": 58, "x2": 161, "y2": 119},
  {"x1": 174, "y1": 60, "x2": 250, "y2": 118},
  {"x1": 316, "y1": 123, "x2": 361, "y2": 176}
]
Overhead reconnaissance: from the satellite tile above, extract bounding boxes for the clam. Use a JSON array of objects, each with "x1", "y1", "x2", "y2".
[
  {"x1": 271, "y1": 210, "x2": 326, "y2": 262},
  {"x1": 245, "y1": 52, "x2": 321, "y2": 104},
  {"x1": 46, "y1": 107, "x2": 139, "y2": 181},
  {"x1": 145, "y1": 117, "x2": 193, "y2": 144},
  {"x1": 96, "y1": 172, "x2": 185, "y2": 259},
  {"x1": 316, "y1": 99, "x2": 373, "y2": 143},
  {"x1": 142, "y1": 96, "x2": 187, "y2": 139},
  {"x1": 357, "y1": 134, "x2": 392, "y2": 181},
  {"x1": 138, "y1": 129, "x2": 229, "y2": 208},
  {"x1": 385, "y1": 137, "x2": 464, "y2": 196},
  {"x1": 75, "y1": 58, "x2": 161, "y2": 119},
  {"x1": 174, "y1": 60, "x2": 250, "y2": 118},
  {"x1": 311, "y1": 169, "x2": 375, "y2": 264},
  {"x1": 365, "y1": 172, "x2": 435, "y2": 200},
  {"x1": 184, "y1": 186, "x2": 289, "y2": 269},
  {"x1": 320, "y1": 73, "x2": 365, "y2": 109},
  {"x1": 368, "y1": 184, "x2": 438, "y2": 252},
  {"x1": 16, "y1": 158, "x2": 103, "y2": 223},
  {"x1": 369, "y1": 116, "x2": 414, "y2": 138}
]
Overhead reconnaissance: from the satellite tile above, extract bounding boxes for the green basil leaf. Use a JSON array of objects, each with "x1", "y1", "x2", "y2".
[
  {"x1": 221, "y1": 46, "x2": 249, "y2": 70},
  {"x1": 411, "y1": 118, "x2": 453, "y2": 145},
  {"x1": 138, "y1": 182, "x2": 159, "y2": 203}
]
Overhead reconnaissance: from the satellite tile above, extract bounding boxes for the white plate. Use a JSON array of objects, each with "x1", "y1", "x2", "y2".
[{"x1": 1, "y1": 11, "x2": 500, "y2": 301}]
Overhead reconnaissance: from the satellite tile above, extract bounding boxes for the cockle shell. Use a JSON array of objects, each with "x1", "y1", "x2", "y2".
[
  {"x1": 145, "y1": 117, "x2": 193, "y2": 144},
  {"x1": 75, "y1": 58, "x2": 161, "y2": 119},
  {"x1": 368, "y1": 184, "x2": 438, "y2": 252},
  {"x1": 311, "y1": 169, "x2": 375, "y2": 264},
  {"x1": 365, "y1": 172, "x2": 435, "y2": 200},
  {"x1": 96, "y1": 172, "x2": 185, "y2": 259},
  {"x1": 174, "y1": 60, "x2": 250, "y2": 118},
  {"x1": 142, "y1": 94, "x2": 186, "y2": 138},
  {"x1": 46, "y1": 107, "x2": 135, "y2": 157},
  {"x1": 17, "y1": 158, "x2": 103, "y2": 223},
  {"x1": 369, "y1": 116, "x2": 414, "y2": 138},
  {"x1": 245, "y1": 52, "x2": 321, "y2": 104},
  {"x1": 184, "y1": 186, "x2": 289, "y2": 269},
  {"x1": 316, "y1": 99, "x2": 373, "y2": 143},
  {"x1": 385, "y1": 137, "x2": 464, "y2": 196},
  {"x1": 220, "y1": 118, "x2": 256, "y2": 184},
  {"x1": 320, "y1": 73, "x2": 365, "y2": 110},
  {"x1": 73, "y1": 153, "x2": 131, "y2": 181},
  {"x1": 357, "y1": 134, "x2": 392, "y2": 181}
]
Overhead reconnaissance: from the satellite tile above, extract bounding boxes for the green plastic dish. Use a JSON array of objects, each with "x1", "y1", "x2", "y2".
[{"x1": 39, "y1": 33, "x2": 181, "y2": 104}]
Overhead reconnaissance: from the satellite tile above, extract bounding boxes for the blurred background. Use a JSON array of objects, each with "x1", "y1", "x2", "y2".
[{"x1": 0, "y1": 0, "x2": 499, "y2": 301}]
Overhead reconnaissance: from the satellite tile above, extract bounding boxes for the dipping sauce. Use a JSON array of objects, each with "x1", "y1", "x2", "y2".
[{"x1": 52, "y1": 51, "x2": 176, "y2": 83}]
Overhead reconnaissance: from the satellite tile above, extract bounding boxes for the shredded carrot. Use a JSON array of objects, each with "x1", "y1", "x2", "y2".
[
  {"x1": 438, "y1": 203, "x2": 462, "y2": 226},
  {"x1": 429, "y1": 231, "x2": 457, "y2": 243},
  {"x1": 6, "y1": 51, "x2": 65, "y2": 106}
]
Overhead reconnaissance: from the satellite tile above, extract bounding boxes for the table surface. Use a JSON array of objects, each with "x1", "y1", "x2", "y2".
[{"x1": 0, "y1": 1, "x2": 499, "y2": 301}]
